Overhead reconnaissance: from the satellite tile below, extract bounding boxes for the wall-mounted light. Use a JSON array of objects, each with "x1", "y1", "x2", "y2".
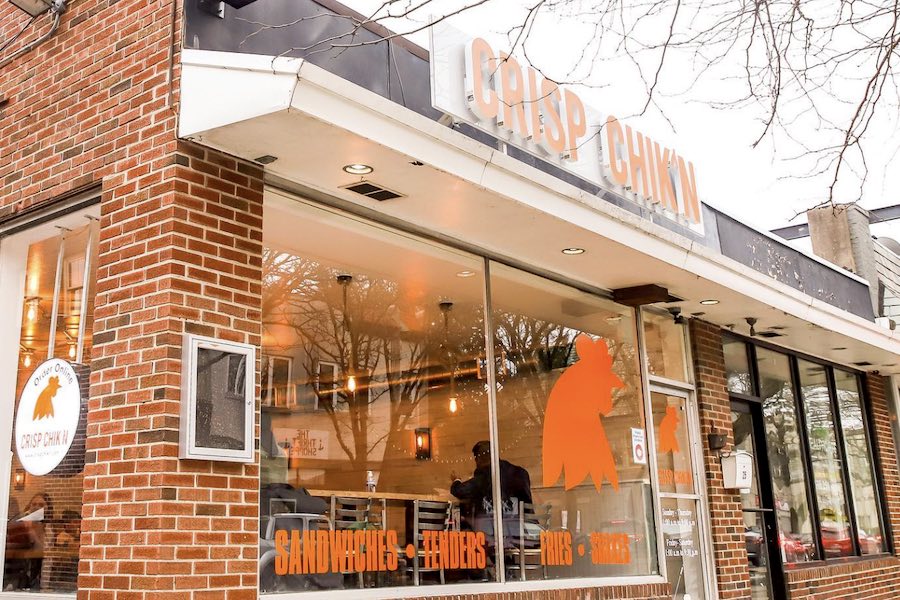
[
  {"x1": 346, "y1": 375, "x2": 357, "y2": 393},
  {"x1": 14, "y1": 468, "x2": 25, "y2": 490},
  {"x1": 415, "y1": 427, "x2": 432, "y2": 460}
]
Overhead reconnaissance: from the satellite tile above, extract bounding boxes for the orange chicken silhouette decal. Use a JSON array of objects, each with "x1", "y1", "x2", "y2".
[
  {"x1": 32, "y1": 376, "x2": 60, "y2": 421},
  {"x1": 658, "y1": 405, "x2": 681, "y2": 454},
  {"x1": 542, "y1": 335, "x2": 623, "y2": 492}
]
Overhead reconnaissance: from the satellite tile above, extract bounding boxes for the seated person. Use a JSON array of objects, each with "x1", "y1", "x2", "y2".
[{"x1": 450, "y1": 441, "x2": 532, "y2": 547}]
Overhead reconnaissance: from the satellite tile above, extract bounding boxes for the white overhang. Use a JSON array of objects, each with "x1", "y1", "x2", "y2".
[{"x1": 178, "y1": 49, "x2": 900, "y2": 375}]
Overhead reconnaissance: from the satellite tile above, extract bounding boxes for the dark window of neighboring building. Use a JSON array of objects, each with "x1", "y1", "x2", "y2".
[{"x1": 725, "y1": 335, "x2": 889, "y2": 562}]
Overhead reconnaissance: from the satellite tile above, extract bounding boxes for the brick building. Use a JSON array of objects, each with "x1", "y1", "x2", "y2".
[{"x1": 1, "y1": 1, "x2": 900, "y2": 599}]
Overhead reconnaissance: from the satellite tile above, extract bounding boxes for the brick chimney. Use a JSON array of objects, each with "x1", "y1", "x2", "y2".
[{"x1": 807, "y1": 203, "x2": 879, "y2": 312}]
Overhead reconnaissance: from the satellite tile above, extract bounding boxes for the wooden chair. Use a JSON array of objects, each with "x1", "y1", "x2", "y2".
[
  {"x1": 505, "y1": 501, "x2": 551, "y2": 581},
  {"x1": 407, "y1": 500, "x2": 452, "y2": 585},
  {"x1": 329, "y1": 496, "x2": 387, "y2": 588}
]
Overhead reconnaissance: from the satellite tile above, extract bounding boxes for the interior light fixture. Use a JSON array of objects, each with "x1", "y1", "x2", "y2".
[
  {"x1": 343, "y1": 164, "x2": 373, "y2": 175},
  {"x1": 346, "y1": 375, "x2": 357, "y2": 393},
  {"x1": 699, "y1": 299, "x2": 720, "y2": 305},
  {"x1": 561, "y1": 247, "x2": 585, "y2": 255},
  {"x1": 21, "y1": 347, "x2": 34, "y2": 368},
  {"x1": 448, "y1": 396, "x2": 458, "y2": 414},
  {"x1": 67, "y1": 341, "x2": 77, "y2": 359},
  {"x1": 24, "y1": 297, "x2": 41, "y2": 322},
  {"x1": 415, "y1": 427, "x2": 432, "y2": 460},
  {"x1": 456, "y1": 270, "x2": 476, "y2": 278},
  {"x1": 14, "y1": 469, "x2": 25, "y2": 490}
]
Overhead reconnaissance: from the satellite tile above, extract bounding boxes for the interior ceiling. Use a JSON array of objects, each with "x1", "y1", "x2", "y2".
[{"x1": 203, "y1": 110, "x2": 900, "y2": 374}]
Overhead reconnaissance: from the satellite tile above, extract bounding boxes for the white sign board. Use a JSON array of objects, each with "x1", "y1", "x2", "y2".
[
  {"x1": 631, "y1": 427, "x2": 647, "y2": 465},
  {"x1": 15, "y1": 359, "x2": 82, "y2": 476},
  {"x1": 429, "y1": 21, "x2": 703, "y2": 232}
]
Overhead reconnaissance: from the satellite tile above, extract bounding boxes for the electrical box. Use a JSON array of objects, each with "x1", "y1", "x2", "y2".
[{"x1": 721, "y1": 450, "x2": 753, "y2": 491}]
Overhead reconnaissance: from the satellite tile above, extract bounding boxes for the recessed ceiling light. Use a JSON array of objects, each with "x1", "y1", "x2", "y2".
[
  {"x1": 561, "y1": 247, "x2": 585, "y2": 255},
  {"x1": 456, "y1": 270, "x2": 476, "y2": 278},
  {"x1": 699, "y1": 299, "x2": 719, "y2": 305},
  {"x1": 343, "y1": 163, "x2": 373, "y2": 175}
]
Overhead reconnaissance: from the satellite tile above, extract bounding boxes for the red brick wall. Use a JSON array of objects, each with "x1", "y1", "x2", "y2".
[
  {"x1": 689, "y1": 319, "x2": 751, "y2": 599},
  {"x1": 864, "y1": 374, "x2": 900, "y2": 554}
]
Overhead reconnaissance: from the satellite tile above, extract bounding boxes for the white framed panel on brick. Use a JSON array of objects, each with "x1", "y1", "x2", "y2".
[{"x1": 180, "y1": 333, "x2": 255, "y2": 462}]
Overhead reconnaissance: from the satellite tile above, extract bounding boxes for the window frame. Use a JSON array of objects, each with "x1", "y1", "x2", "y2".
[{"x1": 723, "y1": 332, "x2": 892, "y2": 563}]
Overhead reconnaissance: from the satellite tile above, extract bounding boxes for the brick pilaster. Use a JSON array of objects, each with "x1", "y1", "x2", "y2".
[
  {"x1": 689, "y1": 319, "x2": 751, "y2": 599},
  {"x1": 81, "y1": 141, "x2": 264, "y2": 600}
]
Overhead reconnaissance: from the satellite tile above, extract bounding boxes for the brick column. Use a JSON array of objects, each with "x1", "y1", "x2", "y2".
[
  {"x1": 80, "y1": 141, "x2": 263, "y2": 600},
  {"x1": 689, "y1": 319, "x2": 751, "y2": 599}
]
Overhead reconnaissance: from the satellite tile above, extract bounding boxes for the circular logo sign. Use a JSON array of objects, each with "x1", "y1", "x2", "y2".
[{"x1": 15, "y1": 359, "x2": 82, "y2": 476}]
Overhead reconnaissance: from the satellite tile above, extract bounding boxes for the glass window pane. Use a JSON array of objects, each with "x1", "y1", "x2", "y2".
[
  {"x1": 260, "y1": 199, "x2": 493, "y2": 592},
  {"x1": 797, "y1": 360, "x2": 853, "y2": 559},
  {"x1": 724, "y1": 338, "x2": 752, "y2": 395},
  {"x1": 652, "y1": 393, "x2": 693, "y2": 495},
  {"x1": 643, "y1": 311, "x2": 688, "y2": 382},
  {"x1": 834, "y1": 370, "x2": 886, "y2": 555},
  {"x1": 757, "y1": 349, "x2": 817, "y2": 563},
  {"x1": 490, "y1": 263, "x2": 657, "y2": 580},
  {"x1": 4, "y1": 221, "x2": 96, "y2": 593},
  {"x1": 660, "y1": 497, "x2": 706, "y2": 600}
]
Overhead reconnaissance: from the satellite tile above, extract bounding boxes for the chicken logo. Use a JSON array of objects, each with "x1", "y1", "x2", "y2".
[
  {"x1": 658, "y1": 405, "x2": 681, "y2": 454},
  {"x1": 542, "y1": 335, "x2": 623, "y2": 492},
  {"x1": 32, "y1": 376, "x2": 60, "y2": 421}
]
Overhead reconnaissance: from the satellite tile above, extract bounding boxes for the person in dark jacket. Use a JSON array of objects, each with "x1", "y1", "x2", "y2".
[{"x1": 450, "y1": 440, "x2": 533, "y2": 547}]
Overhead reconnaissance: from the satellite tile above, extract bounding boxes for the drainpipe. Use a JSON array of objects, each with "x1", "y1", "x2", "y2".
[{"x1": 0, "y1": 0, "x2": 66, "y2": 70}]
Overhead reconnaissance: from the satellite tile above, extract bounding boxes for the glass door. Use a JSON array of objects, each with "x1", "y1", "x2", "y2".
[
  {"x1": 651, "y1": 387, "x2": 711, "y2": 600},
  {"x1": 731, "y1": 400, "x2": 784, "y2": 600}
]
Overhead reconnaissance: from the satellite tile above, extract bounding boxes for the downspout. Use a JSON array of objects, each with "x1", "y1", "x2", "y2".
[{"x1": 0, "y1": 0, "x2": 66, "y2": 70}]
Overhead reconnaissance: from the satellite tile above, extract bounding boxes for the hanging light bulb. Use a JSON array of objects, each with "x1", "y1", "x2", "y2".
[
  {"x1": 22, "y1": 348, "x2": 33, "y2": 368},
  {"x1": 448, "y1": 396, "x2": 458, "y2": 414},
  {"x1": 25, "y1": 297, "x2": 40, "y2": 322},
  {"x1": 346, "y1": 375, "x2": 357, "y2": 393},
  {"x1": 68, "y1": 342, "x2": 77, "y2": 359}
]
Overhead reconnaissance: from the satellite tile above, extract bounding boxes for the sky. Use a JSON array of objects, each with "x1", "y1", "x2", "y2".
[{"x1": 341, "y1": 0, "x2": 900, "y2": 236}]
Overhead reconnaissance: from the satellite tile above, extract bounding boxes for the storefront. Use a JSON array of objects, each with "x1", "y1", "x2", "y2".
[{"x1": 2, "y1": 0, "x2": 900, "y2": 598}]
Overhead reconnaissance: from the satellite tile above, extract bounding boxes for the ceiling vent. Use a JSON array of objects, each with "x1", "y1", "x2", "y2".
[
  {"x1": 341, "y1": 181, "x2": 404, "y2": 202},
  {"x1": 852, "y1": 361, "x2": 873, "y2": 367},
  {"x1": 756, "y1": 331, "x2": 784, "y2": 338}
]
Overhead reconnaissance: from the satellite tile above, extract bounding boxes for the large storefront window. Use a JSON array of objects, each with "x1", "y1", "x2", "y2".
[
  {"x1": 490, "y1": 264, "x2": 657, "y2": 580},
  {"x1": 1, "y1": 210, "x2": 98, "y2": 593},
  {"x1": 259, "y1": 194, "x2": 661, "y2": 593},
  {"x1": 260, "y1": 199, "x2": 492, "y2": 591}
]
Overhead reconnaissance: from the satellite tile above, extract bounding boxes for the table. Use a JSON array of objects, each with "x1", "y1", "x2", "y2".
[{"x1": 307, "y1": 489, "x2": 454, "y2": 503}]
